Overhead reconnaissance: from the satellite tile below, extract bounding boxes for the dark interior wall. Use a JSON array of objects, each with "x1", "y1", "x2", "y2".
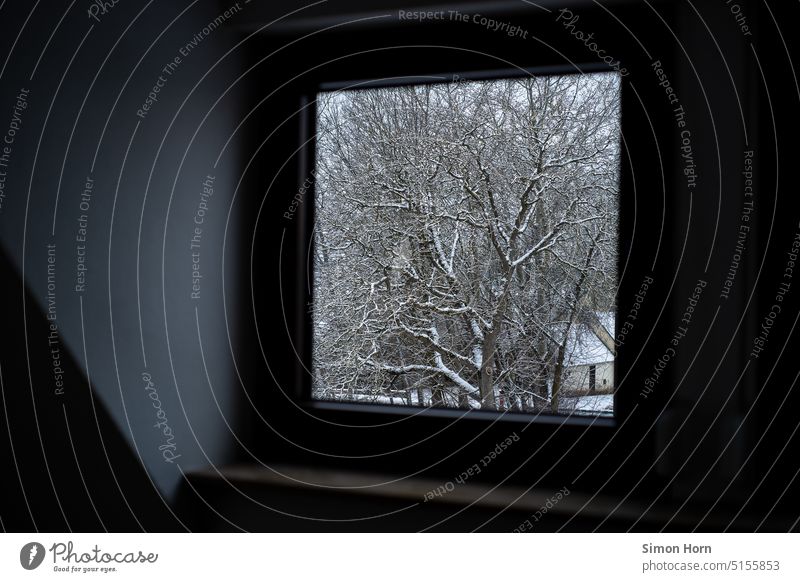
[
  {"x1": 1, "y1": 0, "x2": 799, "y2": 532},
  {"x1": 227, "y1": 0, "x2": 800, "y2": 529},
  {"x1": 0, "y1": 0, "x2": 250, "y2": 528}
]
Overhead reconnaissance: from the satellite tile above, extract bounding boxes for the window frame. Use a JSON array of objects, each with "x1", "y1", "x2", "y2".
[
  {"x1": 301, "y1": 64, "x2": 623, "y2": 426},
  {"x1": 250, "y1": 2, "x2": 680, "y2": 493}
]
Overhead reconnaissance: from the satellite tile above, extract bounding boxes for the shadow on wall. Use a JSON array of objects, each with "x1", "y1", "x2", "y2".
[
  {"x1": 0, "y1": 0, "x2": 252, "y2": 527},
  {"x1": 0, "y1": 244, "x2": 181, "y2": 530}
]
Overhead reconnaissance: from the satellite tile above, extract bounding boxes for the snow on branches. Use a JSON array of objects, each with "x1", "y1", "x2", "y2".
[{"x1": 312, "y1": 73, "x2": 620, "y2": 414}]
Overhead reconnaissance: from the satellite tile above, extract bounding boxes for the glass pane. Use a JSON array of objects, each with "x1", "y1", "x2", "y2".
[{"x1": 312, "y1": 72, "x2": 620, "y2": 416}]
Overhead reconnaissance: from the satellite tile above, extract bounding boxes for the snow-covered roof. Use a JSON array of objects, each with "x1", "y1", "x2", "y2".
[{"x1": 563, "y1": 311, "x2": 615, "y2": 367}]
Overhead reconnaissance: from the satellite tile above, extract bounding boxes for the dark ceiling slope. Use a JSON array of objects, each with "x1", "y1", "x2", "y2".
[{"x1": 0, "y1": 246, "x2": 183, "y2": 532}]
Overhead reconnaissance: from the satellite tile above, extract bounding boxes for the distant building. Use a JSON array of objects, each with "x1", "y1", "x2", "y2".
[{"x1": 561, "y1": 311, "x2": 615, "y2": 395}]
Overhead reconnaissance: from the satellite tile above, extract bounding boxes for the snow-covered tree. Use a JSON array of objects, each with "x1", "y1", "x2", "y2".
[{"x1": 312, "y1": 72, "x2": 620, "y2": 413}]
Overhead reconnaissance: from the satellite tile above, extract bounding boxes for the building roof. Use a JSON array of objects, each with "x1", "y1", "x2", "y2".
[{"x1": 564, "y1": 311, "x2": 615, "y2": 367}]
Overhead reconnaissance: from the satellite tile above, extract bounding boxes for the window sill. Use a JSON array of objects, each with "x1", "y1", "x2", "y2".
[{"x1": 186, "y1": 463, "x2": 713, "y2": 530}]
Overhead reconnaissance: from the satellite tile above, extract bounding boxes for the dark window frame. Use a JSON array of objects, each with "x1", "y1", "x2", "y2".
[
  {"x1": 304, "y1": 64, "x2": 622, "y2": 424},
  {"x1": 252, "y1": 1, "x2": 681, "y2": 494}
]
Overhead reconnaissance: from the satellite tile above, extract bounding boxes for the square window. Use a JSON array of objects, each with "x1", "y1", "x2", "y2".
[{"x1": 312, "y1": 72, "x2": 619, "y2": 417}]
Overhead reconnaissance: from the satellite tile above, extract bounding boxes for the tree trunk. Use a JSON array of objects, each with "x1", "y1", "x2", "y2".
[
  {"x1": 479, "y1": 330, "x2": 498, "y2": 408},
  {"x1": 550, "y1": 338, "x2": 568, "y2": 414},
  {"x1": 551, "y1": 237, "x2": 600, "y2": 413},
  {"x1": 534, "y1": 360, "x2": 550, "y2": 410}
]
